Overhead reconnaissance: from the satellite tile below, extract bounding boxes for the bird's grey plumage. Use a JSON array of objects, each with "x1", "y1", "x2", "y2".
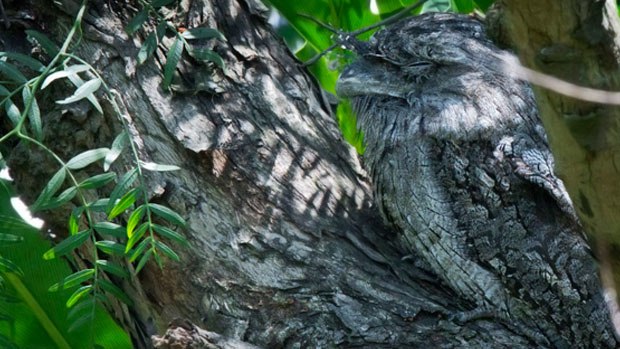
[{"x1": 337, "y1": 12, "x2": 617, "y2": 348}]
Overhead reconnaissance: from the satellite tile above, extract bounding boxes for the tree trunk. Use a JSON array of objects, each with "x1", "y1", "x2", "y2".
[
  {"x1": 501, "y1": 0, "x2": 620, "y2": 306},
  {"x1": 2, "y1": 0, "x2": 617, "y2": 348}
]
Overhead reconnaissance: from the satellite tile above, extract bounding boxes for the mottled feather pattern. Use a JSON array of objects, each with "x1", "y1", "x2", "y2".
[{"x1": 337, "y1": 12, "x2": 617, "y2": 348}]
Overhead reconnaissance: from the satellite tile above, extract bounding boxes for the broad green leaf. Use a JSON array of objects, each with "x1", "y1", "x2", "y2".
[
  {"x1": 126, "y1": 222, "x2": 149, "y2": 252},
  {"x1": 66, "y1": 285, "x2": 93, "y2": 308},
  {"x1": 0, "y1": 214, "x2": 34, "y2": 233},
  {"x1": 106, "y1": 168, "x2": 138, "y2": 214},
  {"x1": 22, "y1": 86, "x2": 43, "y2": 141},
  {"x1": 0, "y1": 61, "x2": 27, "y2": 84},
  {"x1": 450, "y1": 0, "x2": 474, "y2": 12},
  {"x1": 4, "y1": 98, "x2": 20, "y2": 126},
  {"x1": 0, "y1": 52, "x2": 45, "y2": 72},
  {"x1": 181, "y1": 27, "x2": 226, "y2": 41},
  {"x1": 0, "y1": 232, "x2": 23, "y2": 245},
  {"x1": 79, "y1": 172, "x2": 116, "y2": 189},
  {"x1": 95, "y1": 260, "x2": 129, "y2": 278},
  {"x1": 66, "y1": 147, "x2": 109, "y2": 170},
  {"x1": 104, "y1": 131, "x2": 129, "y2": 171},
  {"x1": 162, "y1": 37, "x2": 183, "y2": 89},
  {"x1": 25, "y1": 30, "x2": 60, "y2": 56},
  {"x1": 129, "y1": 237, "x2": 152, "y2": 262},
  {"x1": 48, "y1": 269, "x2": 94, "y2": 292},
  {"x1": 187, "y1": 47, "x2": 225, "y2": 69},
  {"x1": 67, "y1": 312, "x2": 94, "y2": 333},
  {"x1": 41, "y1": 65, "x2": 90, "y2": 89},
  {"x1": 95, "y1": 241, "x2": 126, "y2": 256},
  {"x1": 156, "y1": 21, "x2": 167, "y2": 41},
  {"x1": 127, "y1": 205, "x2": 146, "y2": 238},
  {"x1": 68, "y1": 212, "x2": 79, "y2": 235},
  {"x1": 98, "y1": 279, "x2": 133, "y2": 305},
  {"x1": 125, "y1": 10, "x2": 149, "y2": 35},
  {"x1": 149, "y1": 203, "x2": 186, "y2": 227},
  {"x1": 151, "y1": 0, "x2": 177, "y2": 8},
  {"x1": 473, "y1": 0, "x2": 494, "y2": 10},
  {"x1": 43, "y1": 230, "x2": 90, "y2": 260},
  {"x1": 152, "y1": 224, "x2": 188, "y2": 245},
  {"x1": 0, "y1": 256, "x2": 23, "y2": 276},
  {"x1": 92, "y1": 222, "x2": 125, "y2": 238},
  {"x1": 138, "y1": 32, "x2": 158, "y2": 65},
  {"x1": 55, "y1": 78, "x2": 102, "y2": 105},
  {"x1": 134, "y1": 248, "x2": 153, "y2": 273},
  {"x1": 139, "y1": 161, "x2": 181, "y2": 172},
  {"x1": 107, "y1": 187, "x2": 140, "y2": 220},
  {"x1": 154, "y1": 240, "x2": 180, "y2": 262},
  {"x1": 32, "y1": 168, "x2": 66, "y2": 211},
  {"x1": 36, "y1": 186, "x2": 77, "y2": 211},
  {"x1": 86, "y1": 198, "x2": 110, "y2": 212}
]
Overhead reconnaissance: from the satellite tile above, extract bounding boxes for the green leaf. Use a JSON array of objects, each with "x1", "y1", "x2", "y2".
[
  {"x1": 0, "y1": 232, "x2": 24, "y2": 245},
  {"x1": 55, "y1": 78, "x2": 102, "y2": 105},
  {"x1": 32, "y1": 167, "x2": 66, "y2": 211},
  {"x1": 95, "y1": 240, "x2": 127, "y2": 256},
  {"x1": 63, "y1": 71, "x2": 104, "y2": 114},
  {"x1": 149, "y1": 203, "x2": 186, "y2": 227},
  {"x1": 126, "y1": 222, "x2": 149, "y2": 252},
  {"x1": 154, "y1": 240, "x2": 180, "y2": 262},
  {"x1": 125, "y1": 10, "x2": 149, "y2": 35},
  {"x1": 37, "y1": 186, "x2": 77, "y2": 211},
  {"x1": 139, "y1": 161, "x2": 181, "y2": 172},
  {"x1": 0, "y1": 61, "x2": 27, "y2": 84},
  {"x1": 151, "y1": 0, "x2": 176, "y2": 8},
  {"x1": 66, "y1": 147, "x2": 110, "y2": 170},
  {"x1": 134, "y1": 248, "x2": 153, "y2": 274},
  {"x1": 0, "y1": 256, "x2": 23, "y2": 276},
  {"x1": 22, "y1": 86, "x2": 43, "y2": 141},
  {"x1": 98, "y1": 279, "x2": 133, "y2": 305},
  {"x1": 450, "y1": 0, "x2": 475, "y2": 12},
  {"x1": 96, "y1": 260, "x2": 129, "y2": 278},
  {"x1": 138, "y1": 32, "x2": 158, "y2": 65},
  {"x1": 187, "y1": 47, "x2": 225, "y2": 69},
  {"x1": 43, "y1": 230, "x2": 90, "y2": 260},
  {"x1": 106, "y1": 168, "x2": 138, "y2": 214},
  {"x1": 25, "y1": 30, "x2": 60, "y2": 56},
  {"x1": 41, "y1": 65, "x2": 90, "y2": 89},
  {"x1": 107, "y1": 187, "x2": 140, "y2": 220},
  {"x1": 66, "y1": 285, "x2": 93, "y2": 308},
  {"x1": 156, "y1": 21, "x2": 167, "y2": 41},
  {"x1": 0, "y1": 52, "x2": 45, "y2": 72},
  {"x1": 48, "y1": 269, "x2": 95, "y2": 292},
  {"x1": 68, "y1": 212, "x2": 79, "y2": 235},
  {"x1": 104, "y1": 131, "x2": 129, "y2": 172},
  {"x1": 79, "y1": 172, "x2": 116, "y2": 189},
  {"x1": 4, "y1": 98, "x2": 20, "y2": 126},
  {"x1": 92, "y1": 222, "x2": 125, "y2": 238},
  {"x1": 162, "y1": 37, "x2": 184, "y2": 89},
  {"x1": 474, "y1": 0, "x2": 494, "y2": 10},
  {"x1": 152, "y1": 224, "x2": 188, "y2": 245},
  {"x1": 129, "y1": 237, "x2": 152, "y2": 262},
  {"x1": 67, "y1": 312, "x2": 94, "y2": 333},
  {"x1": 181, "y1": 27, "x2": 226, "y2": 41},
  {"x1": 127, "y1": 205, "x2": 146, "y2": 238}
]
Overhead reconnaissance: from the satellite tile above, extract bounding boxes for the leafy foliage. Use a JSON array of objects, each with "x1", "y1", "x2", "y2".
[
  {"x1": 0, "y1": 1, "x2": 191, "y2": 346},
  {"x1": 125, "y1": 0, "x2": 226, "y2": 90}
]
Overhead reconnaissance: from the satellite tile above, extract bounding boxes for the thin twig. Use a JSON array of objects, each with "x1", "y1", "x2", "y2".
[
  {"x1": 301, "y1": 0, "x2": 428, "y2": 66},
  {"x1": 502, "y1": 54, "x2": 620, "y2": 106}
]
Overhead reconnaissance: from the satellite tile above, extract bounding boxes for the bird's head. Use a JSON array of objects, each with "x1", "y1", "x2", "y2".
[{"x1": 336, "y1": 12, "x2": 503, "y2": 99}]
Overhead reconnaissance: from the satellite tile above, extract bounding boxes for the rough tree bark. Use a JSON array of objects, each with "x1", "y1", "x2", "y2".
[
  {"x1": 2, "y1": 0, "x2": 617, "y2": 348},
  {"x1": 500, "y1": 0, "x2": 620, "y2": 304}
]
